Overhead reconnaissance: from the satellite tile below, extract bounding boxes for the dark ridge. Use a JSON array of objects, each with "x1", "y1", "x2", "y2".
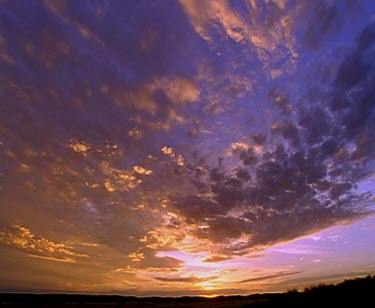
[{"x1": 0, "y1": 275, "x2": 374, "y2": 307}]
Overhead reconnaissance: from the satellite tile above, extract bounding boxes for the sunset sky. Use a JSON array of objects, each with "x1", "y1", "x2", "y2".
[{"x1": 1, "y1": 0, "x2": 375, "y2": 296}]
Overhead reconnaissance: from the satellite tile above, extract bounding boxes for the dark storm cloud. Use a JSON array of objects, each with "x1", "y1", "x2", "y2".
[{"x1": 172, "y1": 23, "x2": 375, "y2": 252}]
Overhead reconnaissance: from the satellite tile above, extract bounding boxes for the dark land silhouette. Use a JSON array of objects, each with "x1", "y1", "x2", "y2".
[{"x1": 1, "y1": 275, "x2": 374, "y2": 307}]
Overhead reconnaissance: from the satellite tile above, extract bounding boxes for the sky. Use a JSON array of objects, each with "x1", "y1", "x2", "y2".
[{"x1": 0, "y1": 0, "x2": 375, "y2": 297}]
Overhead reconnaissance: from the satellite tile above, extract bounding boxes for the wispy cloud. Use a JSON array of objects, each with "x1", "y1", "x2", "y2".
[
  {"x1": 154, "y1": 275, "x2": 218, "y2": 283},
  {"x1": 239, "y1": 271, "x2": 303, "y2": 284},
  {"x1": 0, "y1": 225, "x2": 88, "y2": 263}
]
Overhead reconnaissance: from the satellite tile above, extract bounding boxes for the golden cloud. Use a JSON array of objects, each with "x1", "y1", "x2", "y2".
[
  {"x1": 161, "y1": 145, "x2": 174, "y2": 156},
  {"x1": 180, "y1": 0, "x2": 298, "y2": 67},
  {"x1": 0, "y1": 225, "x2": 88, "y2": 263},
  {"x1": 69, "y1": 138, "x2": 90, "y2": 154},
  {"x1": 156, "y1": 77, "x2": 200, "y2": 104},
  {"x1": 133, "y1": 165, "x2": 152, "y2": 175}
]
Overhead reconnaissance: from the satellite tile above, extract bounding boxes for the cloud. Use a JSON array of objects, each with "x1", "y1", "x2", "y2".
[
  {"x1": 281, "y1": 269, "x2": 375, "y2": 289},
  {"x1": 113, "y1": 84, "x2": 159, "y2": 115},
  {"x1": 161, "y1": 146, "x2": 174, "y2": 156},
  {"x1": 28, "y1": 254, "x2": 76, "y2": 263},
  {"x1": 0, "y1": 225, "x2": 88, "y2": 263},
  {"x1": 302, "y1": 1, "x2": 342, "y2": 49},
  {"x1": 203, "y1": 255, "x2": 232, "y2": 263},
  {"x1": 330, "y1": 25, "x2": 375, "y2": 141},
  {"x1": 113, "y1": 77, "x2": 199, "y2": 112},
  {"x1": 133, "y1": 165, "x2": 152, "y2": 176},
  {"x1": 252, "y1": 133, "x2": 267, "y2": 145},
  {"x1": 154, "y1": 275, "x2": 217, "y2": 283},
  {"x1": 43, "y1": 0, "x2": 104, "y2": 46},
  {"x1": 69, "y1": 138, "x2": 90, "y2": 155},
  {"x1": 156, "y1": 77, "x2": 200, "y2": 105},
  {"x1": 171, "y1": 23, "x2": 375, "y2": 253},
  {"x1": 101, "y1": 161, "x2": 143, "y2": 191},
  {"x1": 238, "y1": 271, "x2": 303, "y2": 284},
  {"x1": 178, "y1": 0, "x2": 251, "y2": 44},
  {"x1": 268, "y1": 87, "x2": 292, "y2": 115},
  {"x1": 128, "y1": 252, "x2": 145, "y2": 262},
  {"x1": 179, "y1": 0, "x2": 298, "y2": 64},
  {"x1": 177, "y1": 155, "x2": 185, "y2": 167}
]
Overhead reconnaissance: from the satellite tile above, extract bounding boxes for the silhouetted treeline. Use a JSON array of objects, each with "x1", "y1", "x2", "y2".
[
  {"x1": 241, "y1": 275, "x2": 375, "y2": 307},
  {"x1": 1, "y1": 275, "x2": 374, "y2": 307}
]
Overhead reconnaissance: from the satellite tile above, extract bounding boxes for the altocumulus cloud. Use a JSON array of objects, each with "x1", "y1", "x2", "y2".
[{"x1": 171, "y1": 23, "x2": 375, "y2": 253}]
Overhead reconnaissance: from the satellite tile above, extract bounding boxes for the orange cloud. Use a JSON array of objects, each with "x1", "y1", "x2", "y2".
[
  {"x1": 0, "y1": 225, "x2": 88, "y2": 263},
  {"x1": 180, "y1": 0, "x2": 298, "y2": 72},
  {"x1": 114, "y1": 84, "x2": 159, "y2": 115},
  {"x1": 161, "y1": 145, "x2": 174, "y2": 156},
  {"x1": 133, "y1": 165, "x2": 152, "y2": 175},
  {"x1": 69, "y1": 138, "x2": 90, "y2": 155},
  {"x1": 128, "y1": 252, "x2": 145, "y2": 262},
  {"x1": 156, "y1": 77, "x2": 200, "y2": 104}
]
